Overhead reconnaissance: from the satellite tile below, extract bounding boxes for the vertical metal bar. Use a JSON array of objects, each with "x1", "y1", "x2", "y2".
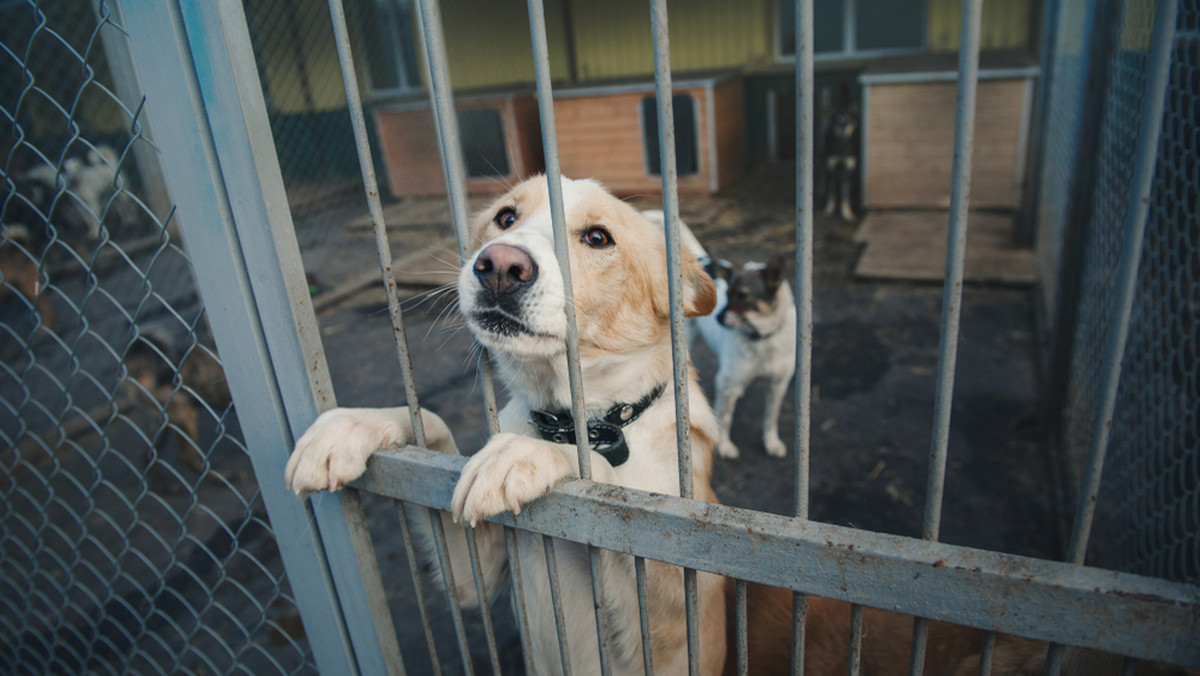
[
  {"x1": 735, "y1": 580, "x2": 748, "y2": 676},
  {"x1": 648, "y1": 3, "x2": 700, "y2": 674},
  {"x1": 463, "y1": 526, "x2": 504, "y2": 676},
  {"x1": 524, "y1": 0, "x2": 592, "y2": 481},
  {"x1": 426, "y1": 508, "x2": 475, "y2": 675},
  {"x1": 792, "y1": 593, "x2": 808, "y2": 676},
  {"x1": 977, "y1": 631, "x2": 996, "y2": 676},
  {"x1": 1064, "y1": 0, "x2": 1177, "y2": 565},
  {"x1": 650, "y1": 0, "x2": 694, "y2": 504},
  {"x1": 848, "y1": 604, "x2": 864, "y2": 676},
  {"x1": 395, "y1": 502, "x2": 444, "y2": 676},
  {"x1": 1017, "y1": 0, "x2": 1062, "y2": 245},
  {"x1": 325, "y1": 0, "x2": 427, "y2": 448},
  {"x1": 636, "y1": 556, "x2": 656, "y2": 676},
  {"x1": 120, "y1": 2, "x2": 393, "y2": 673},
  {"x1": 1042, "y1": 645, "x2": 1065, "y2": 676},
  {"x1": 409, "y1": 0, "x2": 502, "y2": 413},
  {"x1": 504, "y1": 528, "x2": 537, "y2": 676},
  {"x1": 543, "y1": 536, "x2": 574, "y2": 676},
  {"x1": 792, "y1": 0, "x2": 815, "y2": 523},
  {"x1": 792, "y1": 1, "x2": 815, "y2": 673},
  {"x1": 911, "y1": 2, "x2": 983, "y2": 673},
  {"x1": 526, "y1": 3, "x2": 616, "y2": 671},
  {"x1": 924, "y1": 0, "x2": 983, "y2": 548}
]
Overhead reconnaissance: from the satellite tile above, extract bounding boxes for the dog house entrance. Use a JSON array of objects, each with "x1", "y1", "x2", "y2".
[{"x1": 642, "y1": 93, "x2": 699, "y2": 176}]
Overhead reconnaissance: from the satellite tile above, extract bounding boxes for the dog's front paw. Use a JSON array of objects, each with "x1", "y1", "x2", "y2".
[
  {"x1": 764, "y1": 435, "x2": 788, "y2": 458},
  {"x1": 451, "y1": 433, "x2": 572, "y2": 526},
  {"x1": 285, "y1": 407, "x2": 415, "y2": 497}
]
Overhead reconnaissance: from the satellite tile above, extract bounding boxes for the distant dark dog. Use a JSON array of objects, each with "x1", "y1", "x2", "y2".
[
  {"x1": 0, "y1": 225, "x2": 55, "y2": 328},
  {"x1": 820, "y1": 104, "x2": 859, "y2": 222},
  {"x1": 123, "y1": 330, "x2": 231, "y2": 474}
]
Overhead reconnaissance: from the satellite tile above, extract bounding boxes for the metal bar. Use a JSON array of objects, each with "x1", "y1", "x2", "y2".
[
  {"x1": 358, "y1": 447, "x2": 1200, "y2": 667},
  {"x1": 395, "y1": 502, "x2": 444, "y2": 676},
  {"x1": 636, "y1": 556, "x2": 656, "y2": 676},
  {"x1": 924, "y1": 0, "x2": 983, "y2": 546},
  {"x1": 1017, "y1": 0, "x2": 1062, "y2": 245},
  {"x1": 543, "y1": 536, "x2": 574, "y2": 676},
  {"x1": 848, "y1": 604, "x2": 864, "y2": 676},
  {"x1": 856, "y1": 67, "x2": 1040, "y2": 85},
  {"x1": 325, "y1": 0, "x2": 427, "y2": 447},
  {"x1": 649, "y1": 0, "x2": 694, "y2": 503},
  {"x1": 735, "y1": 580, "x2": 748, "y2": 676},
  {"x1": 648, "y1": 3, "x2": 700, "y2": 674},
  {"x1": 409, "y1": 0, "x2": 502, "y2": 411},
  {"x1": 425, "y1": 508, "x2": 475, "y2": 675},
  {"x1": 978, "y1": 631, "x2": 996, "y2": 676},
  {"x1": 792, "y1": 592, "x2": 807, "y2": 676},
  {"x1": 792, "y1": 1, "x2": 815, "y2": 672},
  {"x1": 792, "y1": 0, "x2": 815, "y2": 523},
  {"x1": 463, "y1": 526, "x2": 504, "y2": 676},
  {"x1": 526, "y1": 2, "x2": 615, "y2": 670},
  {"x1": 504, "y1": 528, "x2": 537, "y2": 676},
  {"x1": 1064, "y1": 0, "x2": 1178, "y2": 567},
  {"x1": 912, "y1": 2, "x2": 983, "y2": 671},
  {"x1": 119, "y1": 2, "x2": 388, "y2": 673},
  {"x1": 525, "y1": 0, "x2": 592, "y2": 481}
]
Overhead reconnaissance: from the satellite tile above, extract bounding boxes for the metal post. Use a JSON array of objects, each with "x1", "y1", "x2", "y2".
[
  {"x1": 119, "y1": 0, "x2": 400, "y2": 672},
  {"x1": 911, "y1": 1, "x2": 983, "y2": 673},
  {"x1": 792, "y1": 2, "x2": 815, "y2": 673},
  {"x1": 648, "y1": 3, "x2": 701, "y2": 674}
]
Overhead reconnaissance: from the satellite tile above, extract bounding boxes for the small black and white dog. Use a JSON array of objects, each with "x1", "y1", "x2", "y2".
[
  {"x1": 681, "y1": 227, "x2": 797, "y2": 459},
  {"x1": 820, "y1": 104, "x2": 859, "y2": 222}
]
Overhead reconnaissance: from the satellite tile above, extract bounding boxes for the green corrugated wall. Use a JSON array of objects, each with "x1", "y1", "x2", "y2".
[
  {"x1": 926, "y1": 0, "x2": 1034, "y2": 51},
  {"x1": 439, "y1": 0, "x2": 571, "y2": 89},
  {"x1": 568, "y1": 0, "x2": 774, "y2": 80}
]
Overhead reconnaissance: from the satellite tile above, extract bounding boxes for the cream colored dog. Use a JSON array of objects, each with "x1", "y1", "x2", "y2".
[{"x1": 285, "y1": 176, "x2": 726, "y2": 675}]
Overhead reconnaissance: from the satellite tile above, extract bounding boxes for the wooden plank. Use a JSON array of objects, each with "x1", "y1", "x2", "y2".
[{"x1": 854, "y1": 210, "x2": 1035, "y2": 284}]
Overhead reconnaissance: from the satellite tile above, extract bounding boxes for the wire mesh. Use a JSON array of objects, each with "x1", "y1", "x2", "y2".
[
  {"x1": 1, "y1": 2, "x2": 315, "y2": 673},
  {"x1": 1038, "y1": 0, "x2": 1198, "y2": 583},
  {"x1": 1087, "y1": 0, "x2": 1199, "y2": 583}
]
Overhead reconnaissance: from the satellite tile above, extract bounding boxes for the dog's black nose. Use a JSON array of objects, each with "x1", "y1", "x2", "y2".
[{"x1": 474, "y1": 244, "x2": 537, "y2": 296}]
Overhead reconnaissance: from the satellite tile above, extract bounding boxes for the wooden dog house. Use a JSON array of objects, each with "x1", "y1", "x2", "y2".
[
  {"x1": 553, "y1": 73, "x2": 745, "y2": 196},
  {"x1": 373, "y1": 90, "x2": 544, "y2": 197},
  {"x1": 859, "y1": 52, "x2": 1038, "y2": 210}
]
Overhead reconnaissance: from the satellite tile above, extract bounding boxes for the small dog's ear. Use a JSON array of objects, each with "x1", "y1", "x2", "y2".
[
  {"x1": 762, "y1": 256, "x2": 786, "y2": 294},
  {"x1": 683, "y1": 254, "x2": 717, "y2": 317}
]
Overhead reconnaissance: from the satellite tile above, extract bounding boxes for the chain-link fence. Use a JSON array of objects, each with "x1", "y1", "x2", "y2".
[
  {"x1": 1, "y1": 2, "x2": 315, "y2": 673},
  {"x1": 1037, "y1": 0, "x2": 1199, "y2": 584}
]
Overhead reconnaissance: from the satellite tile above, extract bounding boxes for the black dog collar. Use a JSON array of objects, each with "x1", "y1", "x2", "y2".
[{"x1": 529, "y1": 384, "x2": 667, "y2": 467}]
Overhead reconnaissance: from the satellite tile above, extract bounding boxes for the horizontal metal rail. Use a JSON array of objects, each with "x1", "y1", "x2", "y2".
[{"x1": 355, "y1": 447, "x2": 1200, "y2": 668}]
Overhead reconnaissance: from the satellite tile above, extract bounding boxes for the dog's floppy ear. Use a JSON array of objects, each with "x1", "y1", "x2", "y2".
[{"x1": 683, "y1": 253, "x2": 716, "y2": 317}]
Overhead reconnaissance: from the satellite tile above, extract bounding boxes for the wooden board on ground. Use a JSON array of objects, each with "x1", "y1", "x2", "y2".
[{"x1": 854, "y1": 210, "x2": 1035, "y2": 284}]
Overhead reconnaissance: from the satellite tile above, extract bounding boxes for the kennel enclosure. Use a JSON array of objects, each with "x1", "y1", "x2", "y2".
[{"x1": 1, "y1": 0, "x2": 1197, "y2": 674}]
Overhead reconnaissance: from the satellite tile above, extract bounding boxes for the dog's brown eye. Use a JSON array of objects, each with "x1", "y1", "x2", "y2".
[
  {"x1": 583, "y1": 226, "x2": 613, "y2": 248},
  {"x1": 494, "y1": 207, "x2": 517, "y2": 230}
]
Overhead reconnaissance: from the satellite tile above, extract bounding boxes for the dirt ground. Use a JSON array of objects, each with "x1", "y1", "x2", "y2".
[{"x1": 298, "y1": 166, "x2": 1057, "y2": 673}]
